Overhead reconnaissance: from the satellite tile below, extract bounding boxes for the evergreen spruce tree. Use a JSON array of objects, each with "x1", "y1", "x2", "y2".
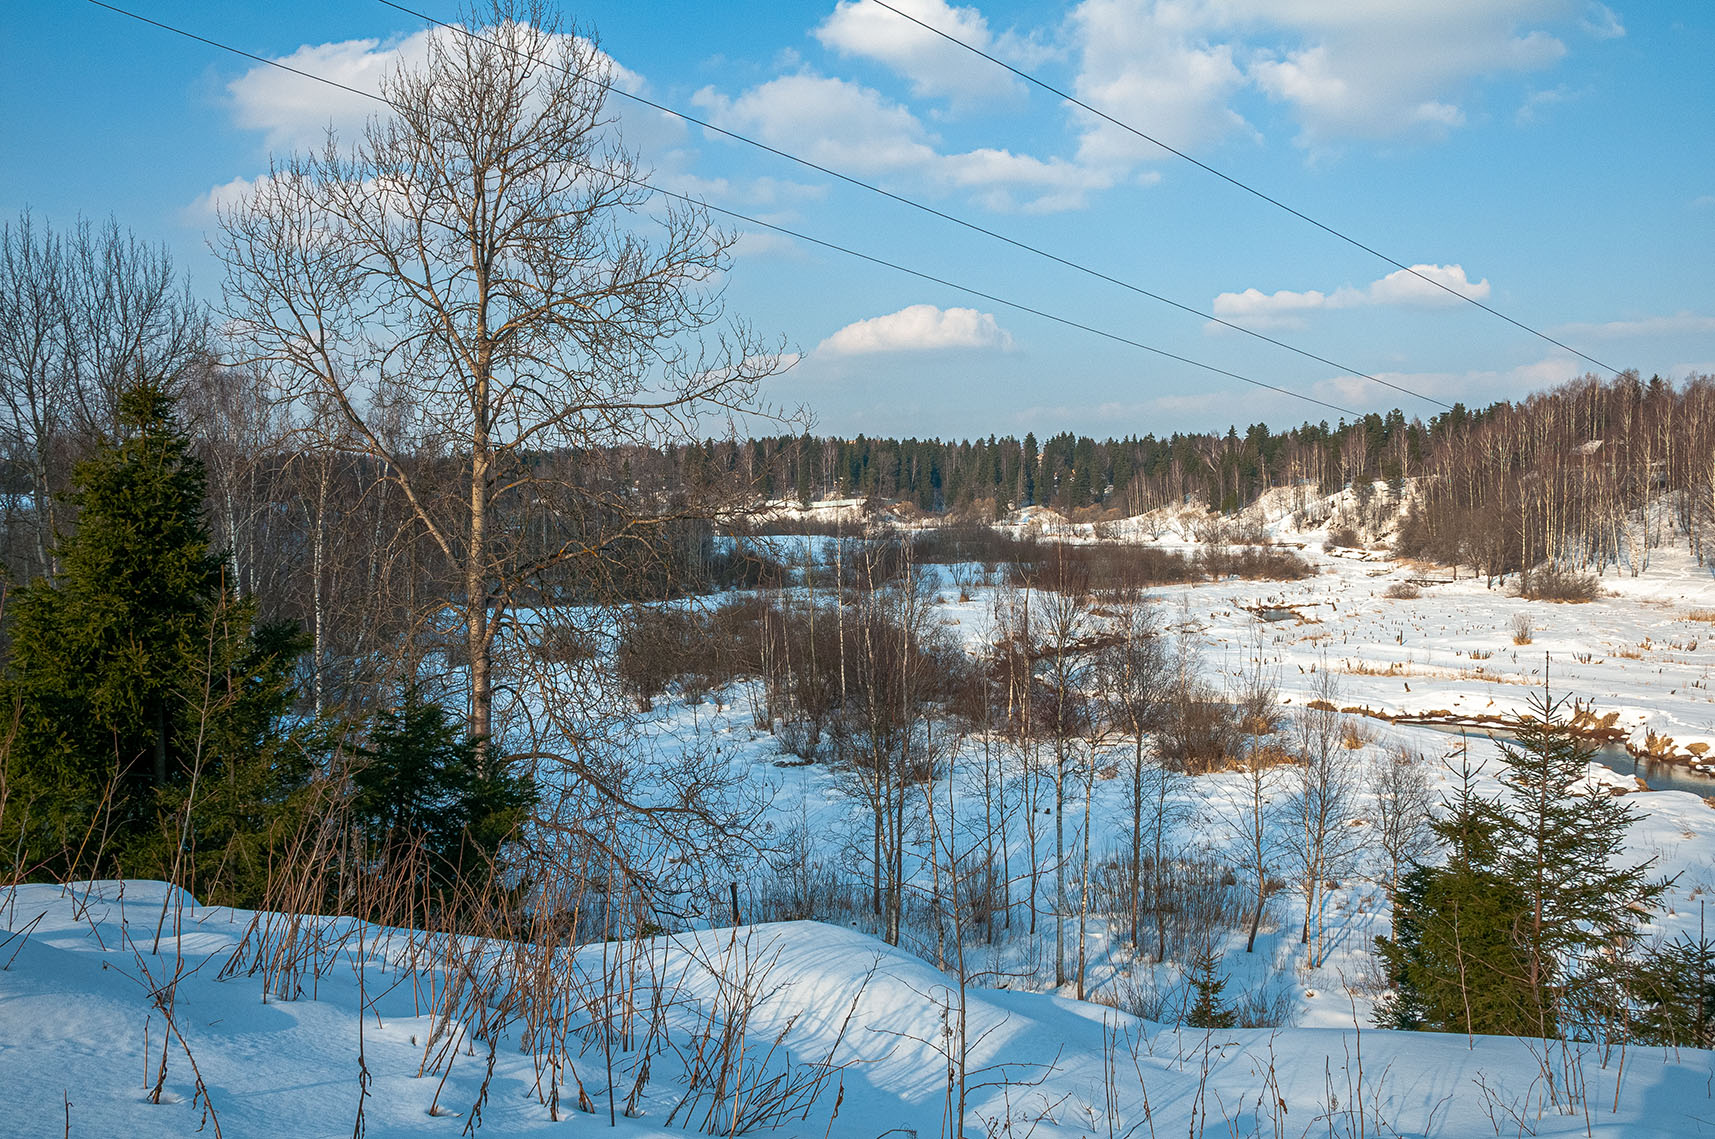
[
  {"x1": 1494, "y1": 688, "x2": 1665, "y2": 1037},
  {"x1": 1186, "y1": 945, "x2": 1237, "y2": 1029},
  {"x1": 1376, "y1": 696, "x2": 1664, "y2": 1039},
  {"x1": 349, "y1": 685, "x2": 534, "y2": 891},
  {"x1": 1631, "y1": 926, "x2": 1715, "y2": 1048},
  {"x1": 2, "y1": 381, "x2": 308, "y2": 900},
  {"x1": 1374, "y1": 763, "x2": 1532, "y2": 1035}
]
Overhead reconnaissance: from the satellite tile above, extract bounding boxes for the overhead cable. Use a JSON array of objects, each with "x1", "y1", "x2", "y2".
[
  {"x1": 81, "y1": 0, "x2": 1366, "y2": 419},
  {"x1": 865, "y1": 0, "x2": 1620, "y2": 378}
]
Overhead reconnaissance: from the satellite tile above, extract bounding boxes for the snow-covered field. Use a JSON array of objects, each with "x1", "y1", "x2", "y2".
[
  {"x1": 7, "y1": 880, "x2": 1715, "y2": 1137},
  {"x1": 8, "y1": 493, "x2": 1715, "y2": 1136}
]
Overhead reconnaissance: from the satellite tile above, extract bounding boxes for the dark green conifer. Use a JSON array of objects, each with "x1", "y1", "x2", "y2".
[
  {"x1": 1374, "y1": 768, "x2": 1532, "y2": 1034},
  {"x1": 1631, "y1": 927, "x2": 1715, "y2": 1048},
  {"x1": 1376, "y1": 696, "x2": 1664, "y2": 1039},
  {"x1": 3, "y1": 381, "x2": 308, "y2": 899},
  {"x1": 1186, "y1": 945, "x2": 1237, "y2": 1029},
  {"x1": 349, "y1": 685, "x2": 534, "y2": 890},
  {"x1": 1494, "y1": 689, "x2": 1665, "y2": 1036}
]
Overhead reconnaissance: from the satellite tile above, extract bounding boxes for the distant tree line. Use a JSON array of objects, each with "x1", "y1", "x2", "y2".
[
  {"x1": 1396, "y1": 371, "x2": 1715, "y2": 581},
  {"x1": 697, "y1": 412, "x2": 1432, "y2": 519}
]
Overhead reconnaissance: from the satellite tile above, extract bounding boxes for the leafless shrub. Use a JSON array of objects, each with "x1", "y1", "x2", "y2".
[
  {"x1": 1325, "y1": 526, "x2": 1362, "y2": 550},
  {"x1": 1191, "y1": 515, "x2": 1269, "y2": 546},
  {"x1": 1383, "y1": 581, "x2": 1421, "y2": 600},
  {"x1": 1232, "y1": 978, "x2": 1299, "y2": 1028},
  {"x1": 1158, "y1": 687, "x2": 1243, "y2": 774},
  {"x1": 1093, "y1": 848, "x2": 1256, "y2": 966},
  {"x1": 664, "y1": 932, "x2": 856, "y2": 1134},
  {"x1": 896, "y1": 526, "x2": 1311, "y2": 588},
  {"x1": 1515, "y1": 563, "x2": 1601, "y2": 602},
  {"x1": 615, "y1": 606, "x2": 715, "y2": 711},
  {"x1": 1510, "y1": 612, "x2": 1535, "y2": 645},
  {"x1": 774, "y1": 718, "x2": 823, "y2": 761},
  {"x1": 1370, "y1": 747, "x2": 1436, "y2": 902}
]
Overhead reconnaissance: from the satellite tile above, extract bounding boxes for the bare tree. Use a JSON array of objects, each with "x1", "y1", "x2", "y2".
[
  {"x1": 1229, "y1": 632, "x2": 1281, "y2": 955},
  {"x1": 991, "y1": 579, "x2": 1045, "y2": 939},
  {"x1": 1034, "y1": 551, "x2": 1097, "y2": 987},
  {"x1": 0, "y1": 211, "x2": 206, "y2": 581},
  {"x1": 1281, "y1": 670, "x2": 1362, "y2": 967},
  {"x1": 218, "y1": 1, "x2": 789, "y2": 744},
  {"x1": 1099, "y1": 590, "x2": 1172, "y2": 955},
  {"x1": 1370, "y1": 744, "x2": 1435, "y2": 913}
]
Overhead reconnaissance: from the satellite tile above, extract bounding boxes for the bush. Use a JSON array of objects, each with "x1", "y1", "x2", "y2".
[
  {"x1": 1158, "y1": 688, "x2": 1243, "y2": 773},
  {"x1": 615, "y1": 606, "x2": 711, "y2": 709},
  {"x1": 776, "y1": 718, "x2": 823, "y2": 761},
  {"x1": 1510, "y1": 612, "x2": 1534, "y2": 645},
  {"x1": 1384, "y1": 581, "x2": 1421, "y2": 600},
  {"x1": 1325, "y1": 526, "x2": 1362, "y2": 550},
  {"x1": 1515, "y1": 563, "x2": 1600, "y2": 602}
]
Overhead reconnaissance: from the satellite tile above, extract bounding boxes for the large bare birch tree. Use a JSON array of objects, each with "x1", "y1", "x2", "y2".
[{"x1": 217, "y1": 1, "x2": 785, "y2": 742}]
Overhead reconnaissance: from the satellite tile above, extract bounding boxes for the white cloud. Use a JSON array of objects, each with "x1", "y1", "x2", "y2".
[
  {"x1": 1581, "y1": 3, "x2": 1625, "y2": 39},
  {"x1": 226, "y1": 32, "x2": 432, "y2": 152},
  {"x1": 223, "y1": 25, "x2": 674, "y2": 158},
  {"x1": 1245, "y1": 8, "x2": 1565, "y2": 149},
  {"x1": 694, "y1": 74, "x2": 937, "y2": 173},
  {"x1": 1063, "y1": 1, "x2": 1590, "y2": 157},
  {"x1": 1365, "y1": 263, "x2": 1491, "y2": 306},
  {"x1": 1069, "y1": 0, "x2": 1251, "y2": 166},
  {"x1": 814, "y1": 0, "x2": 1023, "y2": 104},
  {"x1": 1310, "y1": 354, "x2": 1582, "y2": 407},
  {"x1": 1552, "y1": 312, "x2": 1715, "y2": 340},
  {"x1": 1515, "y1": 84, "x2": 1576, "y2": 125},
  {"x1": 693, "y1": 73, "x2": 1114, "y2": 211},
  {"x1": 1212, "y1": 264, "x2": 1490, "y2": 329},
  {"x1": 182, "y1": 174, "x2": 271, "y2": 222},
  {"x1": 817, "y1": 304, "x2": 1014, "y2": 355}
]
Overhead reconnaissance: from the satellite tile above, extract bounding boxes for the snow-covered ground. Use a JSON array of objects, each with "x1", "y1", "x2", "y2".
[
  {"x1": 6, "y1": 880, "x2": 1715, "y2": 1137},
  {"x1": 680, "y1": 496, "x2": 1715, "y2": 1035},
  {"x1": 8, "y1": 494, "x2": 1715, "y2": 1135}
]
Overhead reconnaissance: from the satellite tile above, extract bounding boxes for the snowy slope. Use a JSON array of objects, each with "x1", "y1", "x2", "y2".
[{"x1": 5, "y1": 880, "x2": 1715, "y2": 1138}]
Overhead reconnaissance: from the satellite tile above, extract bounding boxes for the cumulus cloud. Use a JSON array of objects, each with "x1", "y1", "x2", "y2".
[
  {"x1": 182, "y1": 174, "x2": 271, "y2": 222},
  {"x1": 817, "y1": 304, "x2": 1014, "y2": 355},
  {"x1": 1063, "y1": 0, "x2": 1594, "y2": 158},
  {"x1": 694, "y1": 74, "x2": 937, "y2": 172},
  {"x1": 225, "y1": 33, "x2": 425, "y2": 151},
  {"x1": 693, "y1": 73, "x2": 1114, "y2": 211},
  {"x1": 1365, "y1": 263, "x2": 1492, "y2": 306},
  {"x1": 224, "y1": 25, "x2": 669, "y2": 156},
  {"x1": 814, "y1": 0, "x2": 1022, "y2": 104},
  {"x1": 1070, "y1": 0, "x2": 1251, "y2": 167},
  {"x1": 1212, "y1": 264, "x2": 1491, "y2": 329}
]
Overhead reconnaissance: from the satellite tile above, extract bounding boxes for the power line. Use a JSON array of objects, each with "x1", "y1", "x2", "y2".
[
  {"x1": 865, "y1": 0, "x2": 1622, "y2": 379},
  {"x1": 374, "y1": 0, "x2": 1445, "y2": 412},
  {"x1": 78, "y1": 0, "x2": 1365, "y2": 420}
]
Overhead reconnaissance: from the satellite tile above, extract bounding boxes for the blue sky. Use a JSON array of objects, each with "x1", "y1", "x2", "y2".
[{"x1": 4, "y1": 1, "x2": 1712, "y2": 438}]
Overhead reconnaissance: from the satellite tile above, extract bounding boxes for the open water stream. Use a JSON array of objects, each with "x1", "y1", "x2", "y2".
[{"x1": 1396, "y1": 720, "x2": 1715, "y2": 799}]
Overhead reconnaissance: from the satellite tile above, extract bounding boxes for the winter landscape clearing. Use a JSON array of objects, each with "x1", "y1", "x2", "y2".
[
  {"x1": 9, "y1": 499, "x2": 1715, "y2": 1138},
  {"x1": 7, "y1": 1, "x2": 1715, "y2": 1135},
  {"x1": 5, "y1": 879, "x2": 1715, "y2": 1139}
]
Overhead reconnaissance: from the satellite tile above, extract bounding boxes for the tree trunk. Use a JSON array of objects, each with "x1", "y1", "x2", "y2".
[{"x1": 468, "y1": 442, "x2": 492, "y2": 745}]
